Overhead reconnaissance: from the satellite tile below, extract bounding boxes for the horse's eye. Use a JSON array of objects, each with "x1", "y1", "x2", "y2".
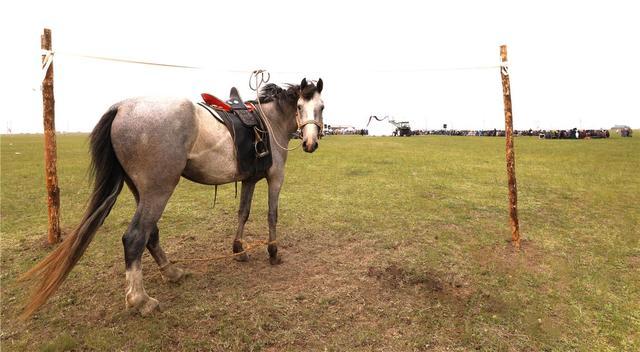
[
  {"x1": 320, "y1": 105, "x2": 325, "y2": 111},
  {"x1": 297, "y1": 105, "x2": 303, "y2": 111}
]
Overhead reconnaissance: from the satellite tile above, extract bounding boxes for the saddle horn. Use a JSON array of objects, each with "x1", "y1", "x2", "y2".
[{"x1": 229, "y1": 87, "x2": 242, "y2": 102}]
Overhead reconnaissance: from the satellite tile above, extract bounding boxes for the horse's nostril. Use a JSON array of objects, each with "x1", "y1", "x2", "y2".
[
  {"x1": 312, "y1": 142, "x2": 318, "y2": 150},
  {"x1": 302, "y1": 140, "x2": 308, "y2": 148}
]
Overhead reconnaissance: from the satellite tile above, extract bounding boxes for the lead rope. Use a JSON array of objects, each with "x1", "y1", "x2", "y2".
[
  {"x1": 250, "y1": 70, "x2": 303, "y2": 151},
  {"x1": 170, "y1": 239, "x2": 278, "y2": 265}
]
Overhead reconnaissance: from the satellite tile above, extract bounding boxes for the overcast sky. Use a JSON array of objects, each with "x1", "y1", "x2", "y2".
[{"x1": 1, "y1": 0, "x2": 638, "y2": 134}]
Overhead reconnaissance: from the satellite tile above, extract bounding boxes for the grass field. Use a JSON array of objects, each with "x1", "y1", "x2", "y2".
[{"x1": 1, "y1": 133, "x2": 639, "y2": 351}]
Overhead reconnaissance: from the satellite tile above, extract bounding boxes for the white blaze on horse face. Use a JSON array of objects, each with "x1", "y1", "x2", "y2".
[{"x1": 300, "y1": 93, "x2": 323, "y2": 152}]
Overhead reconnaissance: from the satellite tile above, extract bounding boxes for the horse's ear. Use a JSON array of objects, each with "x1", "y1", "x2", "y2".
[
  {"x1": 316, "y1": 78, "x2": 323, "y2": 93},
  {"x1": 300, "y1": 78, "x2": 308, "y2": 91}
]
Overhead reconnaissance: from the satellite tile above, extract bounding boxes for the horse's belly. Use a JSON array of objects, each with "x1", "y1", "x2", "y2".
[
  {"x1": 182, "y1": 149, "x2": 238, "y2": 185},
  {"x1": 182, "y1": 110, "x2": 239, "y2": 185}
]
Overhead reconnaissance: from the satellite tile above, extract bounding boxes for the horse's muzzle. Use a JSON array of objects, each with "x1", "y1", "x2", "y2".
[{"x1": 302, "y1": 140, "x2": 318, "y2": 153}]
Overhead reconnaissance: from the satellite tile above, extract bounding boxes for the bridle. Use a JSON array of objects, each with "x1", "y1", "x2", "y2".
[
  {"x1": 295, "y1": 109, "x2": 324, "y2": 138},
  {"x1": 250, "y1": 70, "x2": 323, "y2": 151}
]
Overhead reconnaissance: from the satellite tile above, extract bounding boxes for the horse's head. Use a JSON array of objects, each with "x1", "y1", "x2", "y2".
[{"x1": 297, "y1": 78, "x2": 324, "y2": 153}]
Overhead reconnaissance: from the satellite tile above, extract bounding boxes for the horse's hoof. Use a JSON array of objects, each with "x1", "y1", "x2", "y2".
[
  {"x1": 233, "y1": 240, "x2": 249, "y2": 262},
  {"x1": 234, "y1": 253, "x2": 249, "y2": 262},
  {"x1": 268, "y1": 243, "x2": 280, "y2": 265},
  {"x1": 140, "y1": 297, "x2": 161, "y2": 316},
  {"x1": 269, "y1": 255, "x2": 282, "y2": 265},
  {"x1": 161, "y1": 264, "x2": 186, "y2": 283},
  {"x1": 126, "y1": 293, "x2": 162, "y2": 316}
]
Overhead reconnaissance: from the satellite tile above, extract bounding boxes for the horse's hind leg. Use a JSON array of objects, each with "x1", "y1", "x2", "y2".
[
  {"x1": 147, "y1": 225, "x2": 185, "y2": 282},
  {"x1": 123, "y1": 191, "x2": 174, "y2": 316},
  {"x1": 125, "y1": 179, "x2": 185, "y2": 283}
]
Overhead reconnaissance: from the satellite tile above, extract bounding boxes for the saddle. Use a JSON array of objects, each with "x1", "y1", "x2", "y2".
[{"x1": 198, "y1": 88, "x2": 272, "y2": 178}]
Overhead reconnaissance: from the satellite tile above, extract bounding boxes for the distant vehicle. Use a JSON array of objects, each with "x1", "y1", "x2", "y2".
[{"x1": 367, "y1": 115, "x2": 412, "y2": 136}]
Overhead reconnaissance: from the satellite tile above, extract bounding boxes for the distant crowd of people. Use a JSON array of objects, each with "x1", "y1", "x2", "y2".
[
  {"x1": 415, "y1": 129, "x2": 505, "y2": 136},
  {"x1": 538, "y1": 129, "x2": 611, "y2": 139},
  {"x1": 325, "y1": 129, "x2": 369, "y2": 135},
  {"x1": 619, "y1": 128, "x2": 633, "y2": 137},
  {"x1": 325, "y1": 127, "x2": 632, "y2": 138},
  {"x1": 411, "y1": 128, "x2": 613, "y2": 139}
]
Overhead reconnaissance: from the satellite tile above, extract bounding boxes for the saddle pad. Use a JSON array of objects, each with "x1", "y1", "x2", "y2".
[{"x1": 216, "y1": 110, "x2": 273, "y2": 178}]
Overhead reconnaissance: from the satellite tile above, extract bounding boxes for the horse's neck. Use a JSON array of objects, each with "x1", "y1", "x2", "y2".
[{"x1": 262, "y1": 102, "x2": 297, "y2": 143}]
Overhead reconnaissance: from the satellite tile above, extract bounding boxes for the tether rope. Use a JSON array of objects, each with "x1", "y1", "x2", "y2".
[{"x1": 170, "y1": 239, "x2": 277, "y2": 263}]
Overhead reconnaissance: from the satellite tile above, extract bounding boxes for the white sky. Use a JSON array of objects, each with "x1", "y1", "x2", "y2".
[{"x1": 1, "y1": 0, "x2": 638, "y2": 134}]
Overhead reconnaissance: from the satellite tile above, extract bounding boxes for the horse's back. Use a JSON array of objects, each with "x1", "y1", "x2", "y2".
[
  {"x1": 109, "y1": 97, "x2": 239, "y2": 187},
  {"x1": 111, "y1": 97, "x2": 197, "y2": 145}
]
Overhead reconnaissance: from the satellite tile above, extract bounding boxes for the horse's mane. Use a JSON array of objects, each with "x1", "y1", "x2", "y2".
[{"x1": 252, "y1": 82, "x2": 319, "y2": 111}]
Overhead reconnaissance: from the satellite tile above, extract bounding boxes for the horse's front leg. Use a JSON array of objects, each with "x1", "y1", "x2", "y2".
[
  {"x1": 267, "y1": 175, "x2": 284, "y2": 265},
  {"x1": 233, "y1": 180, "x2": 256, "y2": 261}
]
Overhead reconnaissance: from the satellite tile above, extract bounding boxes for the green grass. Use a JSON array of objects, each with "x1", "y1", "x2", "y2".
[{"x1": 1, "y1": 133, "x2": 639, "y2": 351}]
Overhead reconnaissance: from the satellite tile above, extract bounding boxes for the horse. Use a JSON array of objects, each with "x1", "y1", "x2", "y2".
[{"x1": 20, "y1": 78, "x2": 325, "y2": 317}]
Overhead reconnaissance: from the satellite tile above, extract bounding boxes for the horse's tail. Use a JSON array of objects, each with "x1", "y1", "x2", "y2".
[{"x1": 20, "y1": 105, "x2": 125, "y2": 319}]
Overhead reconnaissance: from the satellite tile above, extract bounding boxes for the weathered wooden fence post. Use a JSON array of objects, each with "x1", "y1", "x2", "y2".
[
  {"x1": 500, "y1": 44, "x2": 521, "y2": 250},
  {"x1": 41, "y1": 28, "x2": 61, "y2": 244}
]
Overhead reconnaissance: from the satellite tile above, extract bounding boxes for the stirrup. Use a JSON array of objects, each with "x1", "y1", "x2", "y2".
[{"x1": 255, "y1": 141, "x2": 269, "y2": 158}]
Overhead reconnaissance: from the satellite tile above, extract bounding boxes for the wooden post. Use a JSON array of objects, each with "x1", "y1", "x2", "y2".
[
  {"x1": 500, "y1": 45, "x2": 521, "y2": 250},
  {"x1": 41, "y1": 28, "x2": 61, "y2": 244}
]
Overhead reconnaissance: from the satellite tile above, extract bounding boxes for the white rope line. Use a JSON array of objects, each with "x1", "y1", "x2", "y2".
[
  {"x1": 43, "y1": 49, "x2": 203, "y2": 70},
  {"x1": 501, "y1": 64, "x2": 510, "y2": 76},
  {"x1": 373, "y1": 63, "x2": 508, "y2": 72},
  {"x1": 61, "y1": 52, "x2": 202, "y2": 69},
  {"x1": 40, "y1": 49, "x2": 510, "y2": 78},
  {"x1": 39, "y1": 50, "x2": 54, "y2": 87},
  {"x1": 270, "y1": 63, "x2": 509, "y2": 75}
]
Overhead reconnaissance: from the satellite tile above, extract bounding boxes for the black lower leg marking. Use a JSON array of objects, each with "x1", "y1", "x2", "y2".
[
  {"x1": 268, "y1": 243, "x2": 277, "y2": 258},
  {"x1": 122, "y1": 220, "x2": 148, "y2": 269},
  {"x1": 233, "y1": 240, "x2": 244, "y2": 253}
]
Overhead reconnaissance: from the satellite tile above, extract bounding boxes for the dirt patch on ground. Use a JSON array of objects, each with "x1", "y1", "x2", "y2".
[
  {"x1": 628, "y1": 255, "x2": 640, "y2": 269},
  {"x1": 0, "y1": 231, "x2": 543, "y2": 351},
  {"x1": 367, "y1": 263, "x2": 444, "y2": 292}
]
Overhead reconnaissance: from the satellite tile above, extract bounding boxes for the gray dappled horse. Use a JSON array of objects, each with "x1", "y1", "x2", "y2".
[{"x1": 21, "y1": 78, "x2": 324, "y2": 317}]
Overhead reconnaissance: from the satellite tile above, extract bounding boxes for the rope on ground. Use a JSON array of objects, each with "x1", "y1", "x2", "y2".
[{"x1": 170, "y1": 239, "x2": 277, "y2": 263}]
